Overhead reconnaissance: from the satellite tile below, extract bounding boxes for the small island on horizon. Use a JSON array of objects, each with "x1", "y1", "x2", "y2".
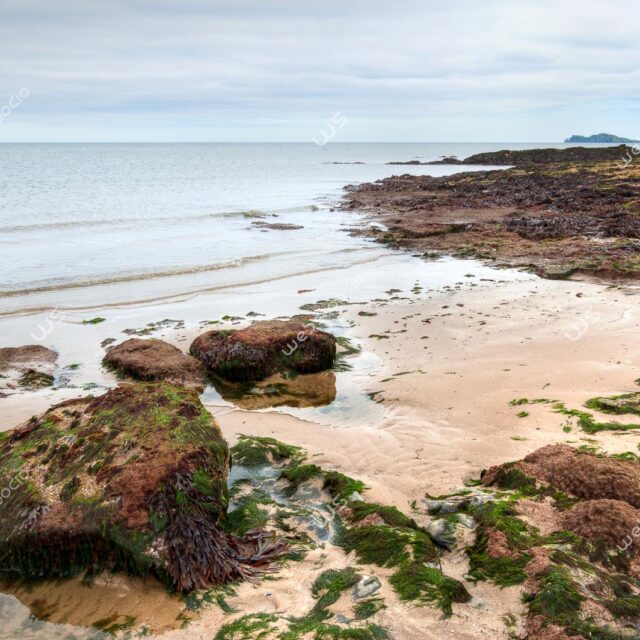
[{"x1": 565, "y1": 132, "x2": 639, "y2": 143}]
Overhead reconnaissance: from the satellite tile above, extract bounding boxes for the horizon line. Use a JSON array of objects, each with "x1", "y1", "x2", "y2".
[{"x1": 0, "y1": 140, "x2": 583, "y2": 145}]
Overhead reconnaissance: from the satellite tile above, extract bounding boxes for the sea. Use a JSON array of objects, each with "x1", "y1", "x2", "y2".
[{"x1": 0, "y1": 142, "x2": 580, "y2": 318}]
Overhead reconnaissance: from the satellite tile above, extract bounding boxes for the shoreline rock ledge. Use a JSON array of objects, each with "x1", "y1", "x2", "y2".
[
  {"x1": 190, "y1": 320, "x2": 337, "y2": 382},
  {"x1": 0, "y1": 382, "x2": 287, "y2": 590}
]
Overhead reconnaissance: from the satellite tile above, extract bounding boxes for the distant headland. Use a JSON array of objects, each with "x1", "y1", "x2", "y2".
[{"x1": 565, "y1": 133, "x2": 639, "y2": 143}]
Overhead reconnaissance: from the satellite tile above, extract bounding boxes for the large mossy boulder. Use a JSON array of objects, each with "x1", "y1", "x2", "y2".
[
  {"x1": 0, "y1": 382, "x2": 285, "y2": 590},
  {"x1": 103, "y1": 338, "x2": 205, "y2": 391},
  {"x1": 190, "y1": 320, "x2": 337, "y2": 382}
]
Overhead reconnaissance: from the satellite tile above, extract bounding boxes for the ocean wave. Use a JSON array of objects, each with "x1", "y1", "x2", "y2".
[
  {"x1": 0, "y1": 253, "x2": 286, "y2": 298},
  {"x1": 0, "y1": 245, "x2": 371, "y2": 299},
  {"x1": 0, "y1": 205, "x2": 322, "y2": 234},
  {"x1": 0, "y1": 248, "x2": 385, "y2": 318}
]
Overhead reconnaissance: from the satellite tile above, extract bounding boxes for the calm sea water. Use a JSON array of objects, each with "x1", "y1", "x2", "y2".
[{"x1": 0, "y1": 142, "x2": 579, "y2": 316}]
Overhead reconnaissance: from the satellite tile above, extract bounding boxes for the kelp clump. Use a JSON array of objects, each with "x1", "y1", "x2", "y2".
[{"x1": 0, "y1": 382, "x2": 287, "y2": 590}]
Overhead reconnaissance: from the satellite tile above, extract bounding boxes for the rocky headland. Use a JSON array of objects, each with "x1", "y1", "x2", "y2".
[{"x1": 346, "y1": 145, "x2": 640, "y2": 279}]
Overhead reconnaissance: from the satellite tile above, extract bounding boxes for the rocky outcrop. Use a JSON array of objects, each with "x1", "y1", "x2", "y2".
[
  {"x1": 0, "y1": 382, "x2": 286, "y2": 590},
  {"x1": 344, "y1": 148, "x2": 640, "y2": 280},
  {"x1": 482, "y1": 444, "x2": 640, "y2": 508},
  {"x1": 483, "y1": 445, "x2": 640, "y2": 555},
  {"x1": 190, "y1": 320, "x2": 336, "y2": 382},
  {"x1": 103, "y1": 338, "x2": 205, "y2": 391},
  {"x1": 0, "y1": 345, "x2": 57, "y2": 394},
  {"x1": 432, "y1": 144, "x2": 636, "y2": 166}
]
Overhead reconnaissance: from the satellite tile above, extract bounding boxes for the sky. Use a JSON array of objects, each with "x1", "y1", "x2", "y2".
[{"x1": 0, "y1": 0, "x2": 639, "y2": 142}]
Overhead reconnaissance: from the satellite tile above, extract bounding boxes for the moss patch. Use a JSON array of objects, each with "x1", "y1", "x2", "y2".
[{"x1": 231, "y1": 436, "x2": 306, "y2": 467}]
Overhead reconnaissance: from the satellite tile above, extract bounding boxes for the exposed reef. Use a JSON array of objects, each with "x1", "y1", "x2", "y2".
[{"x1": 345, "y1": 145, "x2": 640, "y2": 280}]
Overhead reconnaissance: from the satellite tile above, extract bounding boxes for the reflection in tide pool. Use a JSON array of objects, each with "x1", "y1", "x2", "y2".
[
  {"x1": 201, "y1": 314, "x2": 387, "y2": 428},
  {"x1": 0, "y1": 594, "x2": 105, "y2": 640}
]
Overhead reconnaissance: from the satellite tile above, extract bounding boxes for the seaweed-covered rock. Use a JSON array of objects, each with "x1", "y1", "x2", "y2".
[
  {"x1": 0, "y1": 345, "x2": 57, "y2": 394},
  {"x1": 426, "y1": 518, "x2": 457, "y2": 551},
  {"x1": 190, "y1": 320, "x2": 336, "y2": 382},
  {"x1": 0, "y1": 382, "x2": 286, "y2": 590},
  {"x1": 563, "y1": 499, "x2": 640, "y2": 552},
  {"x1": 525, "y1": 616, "x2": 582, "y2": 640},
  {"x1": 103, "y1": 338, "x2": 205, "y2": 391},
  {"x1": 482, "y1": 444, "x2": 640, "y2": 508}
]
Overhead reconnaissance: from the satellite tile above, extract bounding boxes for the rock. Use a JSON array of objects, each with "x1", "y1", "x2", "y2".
[
  {"x1": 424, "y1": 489, "x2": 494, "y2": 515},
  {"x1": 352, "y1": 575, "x2": 381, "y2": 600},
  {"x1": 0, "y1": 382, "x2": 287, "y2": 591},
  {"x1": 482, "y1": 444, "x2": 640, "y2": 508},
  {"x1": 427, "y1": 518, "x2": 457, "y2": 551},
  {"x1": 562, "y1": 499, "x2": 640, "y2": 552},
  {"x1": 453, "y1": 145, "x2": 636, "y2": 167},
  {"x1": 251, "y1": 221, "x2": 304, "y2": 231},
  {"x1": 456, "y1": 514, "x2": 476, "y2": 529},
  {"x1": 17, "y1": 369, "x2": 54, "y2": 389},
  {"x1": 190, "y1": 320, "x2": 336, "y2": 382},
  {"x1": 0, "y1": 345, "x2": 57, "y2": 394},
  {"x1": 103, "y1": 338, "x2": 205, "y2": 391}
]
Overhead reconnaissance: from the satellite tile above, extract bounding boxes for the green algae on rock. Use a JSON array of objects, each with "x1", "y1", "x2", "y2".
[
  {"x1": 470, "y1": 444, "x2": 640, "y2": 638},
  {"x1": 190, "y1": 320, "x2": 336, "y2": 382},
  {"x1": 0, "y1": 382, "x2": 287, "y2": 591}
]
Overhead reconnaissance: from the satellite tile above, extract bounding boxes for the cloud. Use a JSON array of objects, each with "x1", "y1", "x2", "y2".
[{"x1": 0, "y1": 0, "x2": 639, "y2": 141}]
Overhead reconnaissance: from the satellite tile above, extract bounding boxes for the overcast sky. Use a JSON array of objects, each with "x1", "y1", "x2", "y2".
[{"x1": 0, "y1": 0, "x2": 639, "y2": 142}]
